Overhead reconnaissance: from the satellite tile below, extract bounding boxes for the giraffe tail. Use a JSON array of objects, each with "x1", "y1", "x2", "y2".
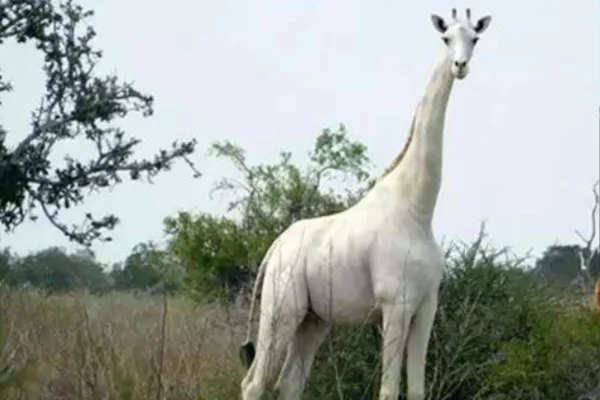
[{"x1": 239, "y1": 244, "x2": 275, "y2": 369}]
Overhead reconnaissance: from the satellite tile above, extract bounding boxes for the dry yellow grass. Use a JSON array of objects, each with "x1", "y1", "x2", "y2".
[
  {"x1": 1, "y1": 281, "x2": 597, "y2": 400},
  {"x1": 0, "y1": 287, "x2": 248, "y2": 400}
]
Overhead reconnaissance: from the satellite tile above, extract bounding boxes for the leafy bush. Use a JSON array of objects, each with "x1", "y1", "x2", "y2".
[{"x1": 484, "y1": 304, "x2": 599, "y2": 399}]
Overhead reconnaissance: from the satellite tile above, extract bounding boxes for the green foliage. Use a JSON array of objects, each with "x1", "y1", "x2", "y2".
[
  {"x1": 209, "y1": 124, "x2": 372, "y2": 239},
  {"x1": 164, "y1": 212, "x2": 251, "y2": 300},
  {"x1": 0, "y1": 0, "x2": 198, "y2": 245},
  {"x1": 485, "y1": 308, "x2": 600, "y2": 400},
  {"x1": 165, "y1": 125, "x2": 373, "y2": 299}
]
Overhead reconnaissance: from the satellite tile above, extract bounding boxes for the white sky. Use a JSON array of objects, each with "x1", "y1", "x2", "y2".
[{"x1": 0, "y1": 0, "x2": 598, "y2": 266}]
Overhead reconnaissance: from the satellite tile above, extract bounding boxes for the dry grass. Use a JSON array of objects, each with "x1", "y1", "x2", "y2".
[
  {"x1": 0, "y1": 283, "x2": 597, "y2": 400},
  {"x1": 0, "y1": 286, "x2": 248, "y2": 400}
]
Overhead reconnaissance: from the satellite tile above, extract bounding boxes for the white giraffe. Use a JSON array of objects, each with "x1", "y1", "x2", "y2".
[{"x1": 239, "y1": 9, "x2": 492, "y2": 400}]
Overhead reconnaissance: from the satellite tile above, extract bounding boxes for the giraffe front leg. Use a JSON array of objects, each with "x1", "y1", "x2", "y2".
[
  {"x1": 406, "y1": 288, "x2": 438, "y2": 400},
  {"x1": 378, "y1": 302, "x2": 413, "y2": 400}
]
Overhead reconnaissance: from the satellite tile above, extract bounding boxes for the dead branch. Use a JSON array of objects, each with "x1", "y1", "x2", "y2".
[{"x1": 574, "y1": 180, "x2": 600, "y2": 291}]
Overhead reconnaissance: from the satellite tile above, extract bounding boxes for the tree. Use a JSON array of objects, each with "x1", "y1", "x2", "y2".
[
  {"x1": 9, "y1": 246, "x2": 108, "y2": 292},
  {"x1": 164, "y1": 125, "x2": 374, "y2": 298},
  {"x1": 110, "y1": 241, "x2": 180, "y2": 292},
  {"x1": 0, "y1": 0, "x2": 199, "y2": 245},
  {"x1": 535, "y1": 244, "x2": 582, "y2": 286},
  {"x1": 164, "y1": 212, "x2": 252, "y2": 299},
  {"x1": 209, "y1": 124, "x2": 373, "y2": 259}
]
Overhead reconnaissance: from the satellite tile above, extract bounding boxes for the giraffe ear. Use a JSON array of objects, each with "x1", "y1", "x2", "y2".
[
  {"x1": 474, "y1": 16, "x2": 492, "y2": 34},
  {"x1": 431, "y1": 14, "x2": 447, "y2": 33}
]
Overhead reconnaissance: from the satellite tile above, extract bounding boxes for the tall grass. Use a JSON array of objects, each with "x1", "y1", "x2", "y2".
[{"x1": 0, "y1": 287, "x2": 247, "y2": 400}]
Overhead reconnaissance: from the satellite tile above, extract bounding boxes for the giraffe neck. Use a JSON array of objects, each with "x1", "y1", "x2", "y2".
[{"x1": 381, "y1": 56, "x2": 455, "y2": 224}]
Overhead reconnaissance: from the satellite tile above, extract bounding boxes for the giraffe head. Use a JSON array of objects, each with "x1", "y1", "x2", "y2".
[{"x1": 431, "y1": 8, "x2": 492, "y2": 80}]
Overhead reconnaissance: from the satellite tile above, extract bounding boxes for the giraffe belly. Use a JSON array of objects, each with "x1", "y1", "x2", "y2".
[{"x1": 306, "y1": 265, "x2": 380, "y2": 325}]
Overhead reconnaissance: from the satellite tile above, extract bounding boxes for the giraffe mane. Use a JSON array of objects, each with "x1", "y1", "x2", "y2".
[{"x1": 379, "y1": 114, "x2": 417, "y2": 179}]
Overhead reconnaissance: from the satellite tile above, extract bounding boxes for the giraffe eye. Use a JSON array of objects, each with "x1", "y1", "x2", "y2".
[
  {"x1": 442, "y1": 37, "x2": 450, "y2": 45},
  {"x1": 472, "y1": 37, "x2": 479, "y2": 45}
]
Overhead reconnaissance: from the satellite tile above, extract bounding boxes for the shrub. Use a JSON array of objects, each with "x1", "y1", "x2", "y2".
[{"x1": 484, "y1": 304, "x2": 600, "y2": 399}]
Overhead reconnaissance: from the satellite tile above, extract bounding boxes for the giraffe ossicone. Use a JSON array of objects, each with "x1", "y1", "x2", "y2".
[{"x1": 239, "y1": 8, "x2": 492, "y2": 400}]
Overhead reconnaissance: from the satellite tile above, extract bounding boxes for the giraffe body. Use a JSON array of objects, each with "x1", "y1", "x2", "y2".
[{"x1": 240, "y1": 9, "x2": 492, "y2": 400}]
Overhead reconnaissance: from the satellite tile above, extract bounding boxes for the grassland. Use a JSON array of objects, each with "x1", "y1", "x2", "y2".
[
  {"x1": 0, "y1": 288, "x2": 248, "y2": 400},
  {"x1": 0, "y1": 278, "x2": 598, "y2": 400}
]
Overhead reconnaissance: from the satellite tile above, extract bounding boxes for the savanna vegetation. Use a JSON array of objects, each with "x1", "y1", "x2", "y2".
[{"x1": 1, "y1": 1, "x2": 599, "y2": 399}]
